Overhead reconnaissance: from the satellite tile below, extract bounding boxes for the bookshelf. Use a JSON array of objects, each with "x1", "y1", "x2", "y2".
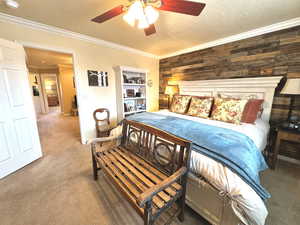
[{"x1": 115, "y1": 66, "x2": 148, "y2": 121}]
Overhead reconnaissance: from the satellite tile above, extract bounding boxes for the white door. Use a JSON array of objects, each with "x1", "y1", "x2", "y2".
[{"x1": 0, "y1": 39, "x2": 42, "y2": 179}]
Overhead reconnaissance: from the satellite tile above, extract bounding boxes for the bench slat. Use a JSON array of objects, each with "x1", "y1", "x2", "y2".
[
  {"x1": 118, "y1": 147, "x2": 181, "y2": 192},
  {"x1": 112, "y1": 149, "x2": 176, "y2": 200},
  {"x1": 96, "y1": 153, "x2": 145, "y2": 216},
  {"x1": 102, "y1": 150, "x2": 165, "y2": 209},
  {"x1": 116, "y1": 149, "x2": 178, "y2": 197},
  {"x1": 109, "y1": 148, "x2": 172, "y2": 203}
]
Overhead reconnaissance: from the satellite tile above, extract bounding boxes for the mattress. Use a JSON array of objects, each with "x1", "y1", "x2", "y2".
[{"x1": 154, "y1": 110, "x2": 269, "y2": 225}]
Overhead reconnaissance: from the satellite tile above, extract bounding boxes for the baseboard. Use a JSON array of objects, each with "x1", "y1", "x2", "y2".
[{"x1": 278, "y1": 155, "x2": 300, "y2": 166}]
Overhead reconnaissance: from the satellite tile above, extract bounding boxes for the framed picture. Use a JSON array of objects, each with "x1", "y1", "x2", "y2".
[
  {"x1": 87, "y1": 70, "x2": 99, "y2": 86},
  {"x1": 87, "y1": 70, "x2": 109, "y2": 87},
  {"x1": 32, "y1": 86, "x2": 39, "y2": 96}
]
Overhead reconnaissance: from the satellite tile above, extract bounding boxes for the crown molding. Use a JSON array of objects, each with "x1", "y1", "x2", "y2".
[
  {"x1": 0, "y1": 12, "x2": 158, "y2": 59},
  {"x1": 160, "y1": 17, "x2": 300, "y2": 59},
  {"x1": 0, "y1": 12, "x2": 299, "y2": 60}
]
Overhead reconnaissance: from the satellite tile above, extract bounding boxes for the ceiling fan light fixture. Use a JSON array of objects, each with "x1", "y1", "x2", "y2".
[
  {"x1": 123, "y1": 12, "x2": 135, "y2": 26},
  {"x1": 123, "y1": 0, "x2": 145, "y2": 27},
  {"x1": 144, "y1": 5, "x2": 159, "y2": 24},
  {"x1": 138, "y1": 14, "x2": 150, "y2": 29},
  {"x1": 129, "y1": 0, "x2": 144, "y2": 20}
]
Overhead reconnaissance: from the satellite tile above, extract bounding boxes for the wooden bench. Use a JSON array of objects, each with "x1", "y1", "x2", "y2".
[{"x1": 90, "y1": 119, "x2": 191, "y2": 225}]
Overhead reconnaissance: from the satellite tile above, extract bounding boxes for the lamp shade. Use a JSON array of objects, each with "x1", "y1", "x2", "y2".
[
  {"x1": 281, "y1": 79, "x2": 300, "y2": 95},
  {"x1": 165, "y1": 85, "x2": 179, "y2": 95}
]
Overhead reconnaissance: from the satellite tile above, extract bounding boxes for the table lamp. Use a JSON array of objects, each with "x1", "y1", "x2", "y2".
[
  {"x1": 280, "y1": 78, "x2": 300, "y2": 124},
  {"x1": 165, "y1": 85, "x2": 179, "y2": 108}
]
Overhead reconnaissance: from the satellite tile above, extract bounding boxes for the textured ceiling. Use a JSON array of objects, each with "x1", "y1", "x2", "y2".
[
  {"x1": 25, "y1": 47, "x2": 72, "y2": 68},
  {"x1": 1, "y1": 0, "x2": 300, "y2": 56}
]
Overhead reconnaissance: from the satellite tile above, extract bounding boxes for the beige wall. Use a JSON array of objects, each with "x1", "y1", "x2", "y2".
[
  {"x1": 0, "y1": 20, "x2": 159, "y2": 143},
  {"x1": 58, "y1": 65, "x2": 76, "y2": 115}
]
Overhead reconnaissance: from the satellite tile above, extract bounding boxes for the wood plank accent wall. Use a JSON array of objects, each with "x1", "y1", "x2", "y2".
[{"x1": 159, "y1": 25, "x2": 300, "y2": 159}]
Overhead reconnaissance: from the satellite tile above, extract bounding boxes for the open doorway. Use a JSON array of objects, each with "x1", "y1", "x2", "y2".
[{"x1": 25, "y1": 47, "x2": 80, "y2": 143}]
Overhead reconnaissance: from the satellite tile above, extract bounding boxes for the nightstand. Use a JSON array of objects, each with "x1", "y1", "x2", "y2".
[{"x1": 272, "y1": 127, "x2": 300, "y2": 169}]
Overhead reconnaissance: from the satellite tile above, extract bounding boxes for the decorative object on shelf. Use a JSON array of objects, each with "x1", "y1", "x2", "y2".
[
  {"x1": 280, "y1": 78, "x2": 300, "y2": 127},
  {"x1": 124, "y1": 100, "x2": 135, "y2": 112},
  {"x1": 135, "y1": 92, "x2": 141, "y2": 97},
  {"x1": 91, "y1": 0, "x2": 206, "y2": 36},
  {"x1": 127, "y1": 76, "x2": 145, "y2": 84},
  {"x1": 136, "y1": 103, "x2": 146, "y2": 110},
  {"x1": 165, "y1": 85, "x2": 179, "y2": 108},
  {"x1": 87, "y1": 70, "x2": 109, "y2": 87},
  {"x1": 123, "y1": 74, "x2": 129, "y2": 83},
  {"x1": 126, "y1": 89, "x2": 135, "y2": 97}
]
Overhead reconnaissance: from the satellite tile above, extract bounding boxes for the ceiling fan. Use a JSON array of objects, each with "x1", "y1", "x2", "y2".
[{"x1": 91, "y1": 0, "x2": 206, "y2": 36}]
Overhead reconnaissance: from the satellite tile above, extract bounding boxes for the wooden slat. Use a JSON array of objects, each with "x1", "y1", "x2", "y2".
[
  {"x1": 116, "y1": 147, "x2": 179, "y2": 196},
  {"x1": 96, "y1": 154, "x2": 144, "y2": 217},
  {"x1": 119, "y1": 146, "x2": 181, "y2": 191},
  {"x1": 137, "y1": 167, "x2": 186, "y2": 207},
  {"x1": 109, "y1": 149, "x2": 172, "y2": 203},
  {"x1": 102, "y1": 151, "x2": 165, "y2": 209}
]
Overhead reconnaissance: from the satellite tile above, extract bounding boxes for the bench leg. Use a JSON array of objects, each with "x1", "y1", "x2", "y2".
[
  {"x1": 92, "y1": 153, "x2": 99, "y2": 181},
  {"x1": 178, "y1": 194, "x2": 186, "y2": 222},
  {"x1": 91, "y1": 144, "x2": 100, "y2": 181},
  {"x1": 178, "y1": 176, "x2": 187, "y2": 222},
  {"x1": 144, "y1": 201, "x2": 153, "y2": 225}
]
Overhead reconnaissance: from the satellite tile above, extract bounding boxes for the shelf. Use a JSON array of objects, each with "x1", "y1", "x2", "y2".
[
  {"x1": 124, "y1": 97, "x2": 146, "y2": 100},
  {"x1": 123, "y1": 83, "x2": 146, "y2": 86},
  {"x1": 124, "y1": 110, "x2": 146, "y2": 115}
]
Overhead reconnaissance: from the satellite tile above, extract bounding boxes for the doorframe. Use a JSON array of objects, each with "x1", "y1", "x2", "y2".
[{"x1": 19, "y1": 41, "x2": 85, "y2": 144}]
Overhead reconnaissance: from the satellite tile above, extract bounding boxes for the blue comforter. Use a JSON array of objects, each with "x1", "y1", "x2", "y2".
[{"x1": 127, "y1": 112, "x2": 270, "y2": 200}]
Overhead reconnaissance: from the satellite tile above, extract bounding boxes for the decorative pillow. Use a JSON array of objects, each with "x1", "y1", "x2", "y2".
[
  {"x1": 218, "y1": 94, "x2": 264, "y2": 123},
  {"x1": 187, "y1": 96, "x2": 214, "y2": 118},
  {"x1": 241, "y1": 99, "x2": 264, "y2": 124},
  {"x1": 211, "y1": 98, "x2": 248, "y2": 124},
  {"x1": 170, "y1": 95, "x2": 191, "y2": 114}
]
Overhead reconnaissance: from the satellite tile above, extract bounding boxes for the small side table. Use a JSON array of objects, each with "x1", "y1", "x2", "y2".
[{"x1": 273, "y1": 127, "x2": 300, "y2": 169}]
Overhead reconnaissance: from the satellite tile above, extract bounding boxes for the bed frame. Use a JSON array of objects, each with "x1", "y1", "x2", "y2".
[{"x1": 169, "y1": 76, "x2": 283, "y2": 225}]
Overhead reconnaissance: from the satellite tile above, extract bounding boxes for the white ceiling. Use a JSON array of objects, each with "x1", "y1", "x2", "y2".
[
  {"x1": 1, "y1": 0, "x2": 300, "y2": 56},
  {"x1": 25, "y1": 47, "x2": 72, "y2": 68}
]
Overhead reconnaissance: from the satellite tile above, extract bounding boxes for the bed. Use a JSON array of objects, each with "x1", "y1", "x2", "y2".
[
  {"x1": 126, "y1": 76, "x2": 283, "y2": 225},
  {"x1": 103, "y1": 76, "x2": 282, "y2": 225},
  {"x1": 159, "y1": 76, "x2": 283, "y2": 225}
]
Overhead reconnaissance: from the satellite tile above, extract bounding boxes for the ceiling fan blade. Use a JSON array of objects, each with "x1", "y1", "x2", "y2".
[
  {"x1": 92, "y1": 5, "x2": 125, "y2": 23},
  {"x1": 159, "y1": 0, "x2": 206, "y2": 16},
  {"x1": 144, "y1": 24, "x2": 156, "y2": 36}
]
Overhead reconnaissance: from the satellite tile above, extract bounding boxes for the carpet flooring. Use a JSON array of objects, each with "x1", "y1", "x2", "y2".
[{"x1": 0, "y1": 111, "x2": 299, "y2": 225}]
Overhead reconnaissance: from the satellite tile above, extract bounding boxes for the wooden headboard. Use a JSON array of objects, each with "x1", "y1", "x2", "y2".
[{"x1": 171, "y1": 76, "x2": 283, "y2": 122}]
